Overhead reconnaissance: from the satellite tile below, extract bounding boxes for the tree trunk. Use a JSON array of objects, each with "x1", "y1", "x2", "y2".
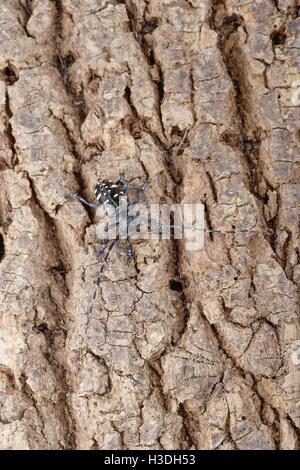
[{"x1": 0, "y1": 0, "x2": 299, "y2": 450}]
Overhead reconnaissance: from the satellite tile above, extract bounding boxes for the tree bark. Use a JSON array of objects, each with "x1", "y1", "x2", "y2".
[{"x1": 0, "y1": 0, "x2": 299, "y2": 450}]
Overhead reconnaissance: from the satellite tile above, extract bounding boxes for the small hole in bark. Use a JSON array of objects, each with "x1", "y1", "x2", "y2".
[
  {"x1": 220, "y1": 130, "x2": 237, "y2": 147},
  {"x1": 141, "y1": 18, "x2": 160, "y2": 34},
  {"x1": 296, "y1": 129, "x2": 300, "y2": 141},
  {"x1": 170, "y1": 280, "x2": 183, "y2": 291},
  {"x1": 250, "y1": 281, "x2": 256, "y2": 293},
  {"x1": 171, "y1": 125, "x2": 181, "y2": 136},
  {"x1": 270, "y1": 29, "x2": 287, "y2": 46},
  {"x1": 222, "y1": 14, "x2": 242, "y2": 29},
  {"x1": 0, "y1": 234, "x2": 5, "y2": 262},
  {"x1": 37, "y1": 323, "x2": 48, "y2": 332},
  {"x1": 0, "y1": 64, "x2": 19, "y2": 85}
]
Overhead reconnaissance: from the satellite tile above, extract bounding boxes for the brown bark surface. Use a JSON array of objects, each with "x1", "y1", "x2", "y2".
[{"x1": 0, "y1": 0, "x2": 299, "y2": 450}]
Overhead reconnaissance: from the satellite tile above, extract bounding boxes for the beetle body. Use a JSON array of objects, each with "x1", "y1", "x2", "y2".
[{"x1": 94, "y1": 180, "x2": 127, "y2": 217}]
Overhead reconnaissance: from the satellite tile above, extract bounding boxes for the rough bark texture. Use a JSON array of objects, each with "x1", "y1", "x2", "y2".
[{"x1": 0, "y1": 0, "x2": 299, "y2": 450}]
